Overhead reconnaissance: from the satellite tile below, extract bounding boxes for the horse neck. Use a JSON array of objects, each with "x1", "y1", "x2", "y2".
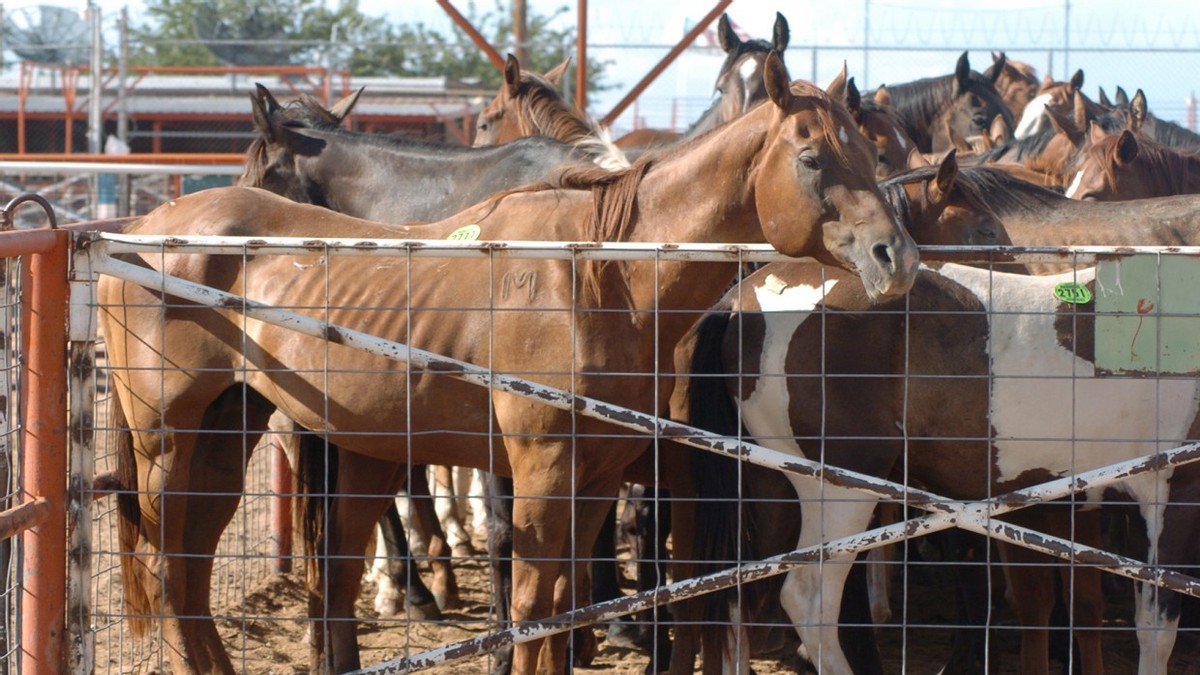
[
  {"x1": 622, "y1": 106, "x2": 774, "y2": 317},
  {"x1": 882, "y1": 77, "x2": 953, "y2": 151},
  {"x1": 999, "y1": 195, "x2": 1200, "y2": 246}
]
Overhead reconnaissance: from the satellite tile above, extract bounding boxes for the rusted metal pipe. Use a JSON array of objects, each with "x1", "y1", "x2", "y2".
[
  {"x1": 0, "y1": 497, "x2": 50, "y2": 541},
  {"x1": 601, "y1": 0, "x2": 731, "y2": 126},
  {"x1": 19, "y1": 228, "x2": 70, "y2": 674},
  {"x1": 437, "y1": 0, "x2": 505, "y2": 71}
]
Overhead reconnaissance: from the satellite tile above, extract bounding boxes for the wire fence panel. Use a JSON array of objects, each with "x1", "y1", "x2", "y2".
[{"x1": 62, "y1": 236, "x2": 1200, "y2": 674}]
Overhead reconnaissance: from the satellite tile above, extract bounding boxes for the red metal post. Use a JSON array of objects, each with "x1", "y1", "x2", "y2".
[
  {"x1": 19, "y1": 228, "x2": 69, "y2": 675},
  {"x1": 437, "y1": 0, "x2": 506, "y2": 71}
]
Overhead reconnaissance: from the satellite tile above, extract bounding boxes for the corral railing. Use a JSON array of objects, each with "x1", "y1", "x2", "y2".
[
  {"x1": 4, "y1": 228, "x2": 1200, "y2": 672},
  {"x1": 70, "y1": 234, "x2": 1200, "y2": 672}
]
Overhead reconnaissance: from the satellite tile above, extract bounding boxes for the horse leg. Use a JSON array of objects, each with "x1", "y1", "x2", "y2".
[
  {"x1": 484, "y1": 472, "x2": 515, "y2": 675},
  {"x1": 177, "y1": 389, "x2": 274, "y2": 671},
  {"x1": 408, "y1": 464, "x2": 461, "y2": 610},
  {"x1": 315, "y1": 450, "x2": 405, "y2": 674},
  {"x1": 433, "y1": 465, "x2": 478, "y2": 557},
  {"x1": 1062, "y1": 509, "x2": 1105, "y2": 675},
  {"x1": 626, "y1": 483, "x2": 673, "y2": 668},
  {"x1": 372, "y1": 500, "x2": 441, "y2": 619},
  {"x1": 781, "y1": 478, "x2": 882, "y2": 675},
  {"x1": 122, "y1": 396, "x2": 235, "y2": 674},
  {"x1": 998, "y1": 532, "x2": 1056, "y2": 675}
]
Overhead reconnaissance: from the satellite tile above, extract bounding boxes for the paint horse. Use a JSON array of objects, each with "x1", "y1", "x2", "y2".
[
  {"x1": 679, "y1": 258, "x2": 1200, "y2": 675},
  {"x1": 103, "y1": 54, "x2": 918, "y2": 674}
]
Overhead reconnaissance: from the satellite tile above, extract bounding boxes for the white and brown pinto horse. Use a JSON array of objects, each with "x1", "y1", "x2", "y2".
[
  {"x1": 100, "y1": 53, "x2": 918, "y2": 675},
  {"x1": 680, "y1": 257, "x2": 1200, "y2": 674}
]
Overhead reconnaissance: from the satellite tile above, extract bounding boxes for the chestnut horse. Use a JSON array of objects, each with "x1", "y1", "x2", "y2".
[
  {"x1": 1066, "y1": 127, "x2": 1200, "y2": 201},
  {"x1": 680, "y1": 258, "x2": 1200, "y2": 675},
  {"x1": 101, "y1": 54, "x2": 918, "y2": 674},
  {"x1": 473, "y1": 54, "x2": 628, "y2": 171}
]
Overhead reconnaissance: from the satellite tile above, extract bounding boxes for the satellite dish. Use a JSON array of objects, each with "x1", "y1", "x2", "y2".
[
  {"x1": 3, "y1": 5, "x2": 91, "y2": 67},
  {"x1": 192, "y1": 2, "x2": 293, "y2": 66}
]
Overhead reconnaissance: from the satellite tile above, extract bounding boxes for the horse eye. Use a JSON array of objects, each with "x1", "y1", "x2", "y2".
[
  {"x1": 798, "y1": 155, "x2": 820, "y2": 170},
  {"x1": 972, "y1": 114, "x2": 988, "y2": 128}
]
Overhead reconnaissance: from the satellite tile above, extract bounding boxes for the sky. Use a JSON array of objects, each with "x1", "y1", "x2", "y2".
[{"x1": 13, "y1": 0, "x2": 1200, "y2": 132}]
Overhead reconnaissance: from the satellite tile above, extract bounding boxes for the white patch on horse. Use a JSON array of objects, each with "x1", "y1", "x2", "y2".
[
  {"x1": 838, "y1": 125, "x2": 850, "y2": 144},
  {"x1": 739, "y1": 58, "x2": 760, "y2": 114},
  {"x1": 1065, "y1": 169, "x2": 1085, "y2": 199},
  {"x1": 893, "y1": 129, "x2": 909, "y2": 151},
  {"x1": 934, "y1": 264, "x2": 1198, "y2": 502},
  {"x1": 1014, "y1": 93, "x2": 1051, "y2": 139},
  {"x1": 739, "y1": 279, "x2": 838, "y2": 460}
]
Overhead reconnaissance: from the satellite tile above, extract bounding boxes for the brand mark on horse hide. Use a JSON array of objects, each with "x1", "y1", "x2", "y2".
[{"x1": 502, "y1": 270, "x2": 538, "y2": 302}]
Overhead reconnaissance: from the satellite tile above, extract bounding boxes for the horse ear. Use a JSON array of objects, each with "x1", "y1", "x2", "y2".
[
  {"x1": 544, "y1": 57, "x2": 571, "y2": 88},
  {"x1": 1097, "y1": 86, "x2": 1112, "y2": 108},
  {"x1": 1115, "y1": 85, "x2": 1130, "y2": 106},
  {"x1": 927, "y1": 149, "x2": 959, "y2": 205},
  {"x1": 826, "y1": 61, "x2": 848, "y2": 101},
  {"x1": 1046, "y1": 105, "x2": 1083, "y2": 146},
  {"x1": 1073, "y1": 90, "x2": 1090, "y2": 133},
  {"x1": 251, "y1": 83, "x2": 283, "y2": 142},
  {"x1": 989, "y1": 113, "x2": 1011, "y2": 146},
  {"x1": 989, "y1": 52, "x2": 1006, "y2": 85},
  {"x1": 771, "y1": 11, "x2": 790, "y2": 53},
  {"x1": 1114, "y1": 129, "x2": 1139, "y2": 166},
  {"x1": 845, "y1": 77, "x2": 863, "y2": 122},
  {"x1": 717, "y1": 13, "x2": 740, "y2": 54},
  {"x1": 504, "y1": 53, "x2": 522, "y2": 97},
  {"x1": 954, "y1": 51, "x2": 971, "y2": 95},
  {"x1": 906, "y1": 147, "x2": 931, "y2": 169},
  {"x1": 1068, "y1": 69, "x2": 1084, "y2": 94},
  {"x1": 874, "y1": 84, "x2": 892, "y2": 107},
  {"x1": 763, "y1": 51, "x2": 794, "y2": 110},
  {"x1": 328, "y1": 87, "x2": 364, "y2": 124},
  {"x1": 1129, "y1": 89, "x2": 1148, "y2": 133},
  {"x1": 1041, "y1": 73, "x2": 1054, "y2": 88}
]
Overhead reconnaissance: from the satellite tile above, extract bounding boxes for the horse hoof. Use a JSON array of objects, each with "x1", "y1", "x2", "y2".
[
  {"x1": 452, "y1": 542, "x2": 477, "y2": 557},
  {"x1": 434, "y1": 591, "x2": 462, "y2": 612},
  {"x1": 374, "y1": 597, "x2": 403, "y2": 618},
  {"x1": 603, "y1": 620, "x2": 645, "y2": 651},
  {"x1": 405, "y1": 599, "x2": 443, "y2": 621}
]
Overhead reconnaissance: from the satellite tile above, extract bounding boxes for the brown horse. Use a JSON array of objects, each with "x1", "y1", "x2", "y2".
[
  {"x1": 1066, "y1": 127, "x2": 1200, "y2": 200},
  {"x1": 826, "y1": 63, "x2": 920, "y2": 179},
  {"x1": 100, "y1": 53, "x2": 918, "y2": 674},
  {"x1": 983, "y1": 51, "x2": 1040, "y2": 119},
  {"x1": 473, "y1": 54, "x2": 628, "y2": 170}
]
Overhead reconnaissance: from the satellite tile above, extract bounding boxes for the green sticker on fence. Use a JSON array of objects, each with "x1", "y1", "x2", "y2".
[
  {"x1": 1054, "y1": 282, "x2": 1092, "y2": 305},
  {"x1": 447, "y1": 224, "x2": 481, "y2": 241}
]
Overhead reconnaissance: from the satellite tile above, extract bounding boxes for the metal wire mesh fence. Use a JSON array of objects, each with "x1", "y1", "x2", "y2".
[{"x1": 65, "y1": 234, "x2": 1200, "y2": 674}]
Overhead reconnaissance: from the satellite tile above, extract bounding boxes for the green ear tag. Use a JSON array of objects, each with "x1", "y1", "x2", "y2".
[
  {"x1": 1054, "y1": 282, "x2": 1092, "y2": 304},
  {"x1": 447, "y1": 224, "x2": 481, "y2": 241}
]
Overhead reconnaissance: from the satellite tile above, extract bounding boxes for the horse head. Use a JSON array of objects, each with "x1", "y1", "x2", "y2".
[
  {"x1": 240, "y1": 84, "x2": 363, "y2": 206},
  {"x1": 694, "y1": 12, "x2": 790, "y2": 134},
  {"x1": 983, "y1": 51, "x2": 1040, "y2": 119},
  {"x1": 755, "y1": 51, "x2": 918, "y2": 298},
  {"x1": 934, "y1": 51, "x2": 1015, "y2": 153},
  {"x1": 1064, "y1": 128, "x2": 1191, "y2": 201},
  {"x1": 828, "y1": 63, "x2": 918, "y2": 179},
  {"x1": 881, "y1": 150, "x2": 1013, "y2": 248}
]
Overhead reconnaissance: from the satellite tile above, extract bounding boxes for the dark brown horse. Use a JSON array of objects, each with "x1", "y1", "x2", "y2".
[
  {"x1": 101, "y1": 54, "x2": 918, "y2": 674},
  {"x1": 614, "y1": 12, "x2": 789, "y2": 151},
  {"x1": 871, "y1": 51, "x2": 1013, "y2": 154},
  {"x1": 826, "y1": 63, "x2": 920, "y2": 179}
]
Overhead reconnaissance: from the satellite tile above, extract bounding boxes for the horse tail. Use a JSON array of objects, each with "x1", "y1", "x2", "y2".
[
  {"x1": 292, "y1": 430, "x2": 334, "y2": 599},
  {"x1": 112, "y1": 393, "x2": 155, "y2": 638},
  {"x1": 686, "y1": 308, "x2": 764, "y2": 655}
]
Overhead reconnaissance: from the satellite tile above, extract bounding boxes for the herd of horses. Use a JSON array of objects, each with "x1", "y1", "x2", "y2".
[{"x1": 92, "y1": 10, "x2": 1200, "y2": 675}]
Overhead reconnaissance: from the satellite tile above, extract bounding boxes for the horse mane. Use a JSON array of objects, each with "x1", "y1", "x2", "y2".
[
  {"x1": 976, "y1": 125, "x2": 1059, "y2": 163},
  {"x1": 1082, "y1": 133, "x2": 1200, "y2": 194},
  {"x1": 882, "y1": 163, "x2": 1065, "y2": 221},
  {"x1": 507, "y1": 70, "x2": 630, "y2": 170},
  {"x1": 880, "y1": 75, "x2": 958, "y2": 137}
]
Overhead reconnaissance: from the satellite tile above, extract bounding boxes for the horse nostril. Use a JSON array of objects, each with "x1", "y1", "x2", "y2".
[{"x1": 873, "y1": 242, "x2": 894, "y2": 269}]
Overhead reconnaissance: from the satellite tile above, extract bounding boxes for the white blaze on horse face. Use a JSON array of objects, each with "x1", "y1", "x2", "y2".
[
  {"x1": 1013, "y1": 93, "x2": 1051, "y2": 139},
  {"x1": 739, "y1": 57, "x2": 759, "y2": 113},
  {"x1": 893, "y1": 129, "x2": 909, "y2": 152},
  {"x1": 838, "y1": 125, "x2": 850, "y2": 145},
  {"x1": 933, "y1": 264, "x2": 1199, "y2": 504},
  {"x1": 738, "y1": 277, "x2": 839, "y2": 460},
  {"x1": 1065, "y1": 169, "x2": 1085, "y2": 199}
]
